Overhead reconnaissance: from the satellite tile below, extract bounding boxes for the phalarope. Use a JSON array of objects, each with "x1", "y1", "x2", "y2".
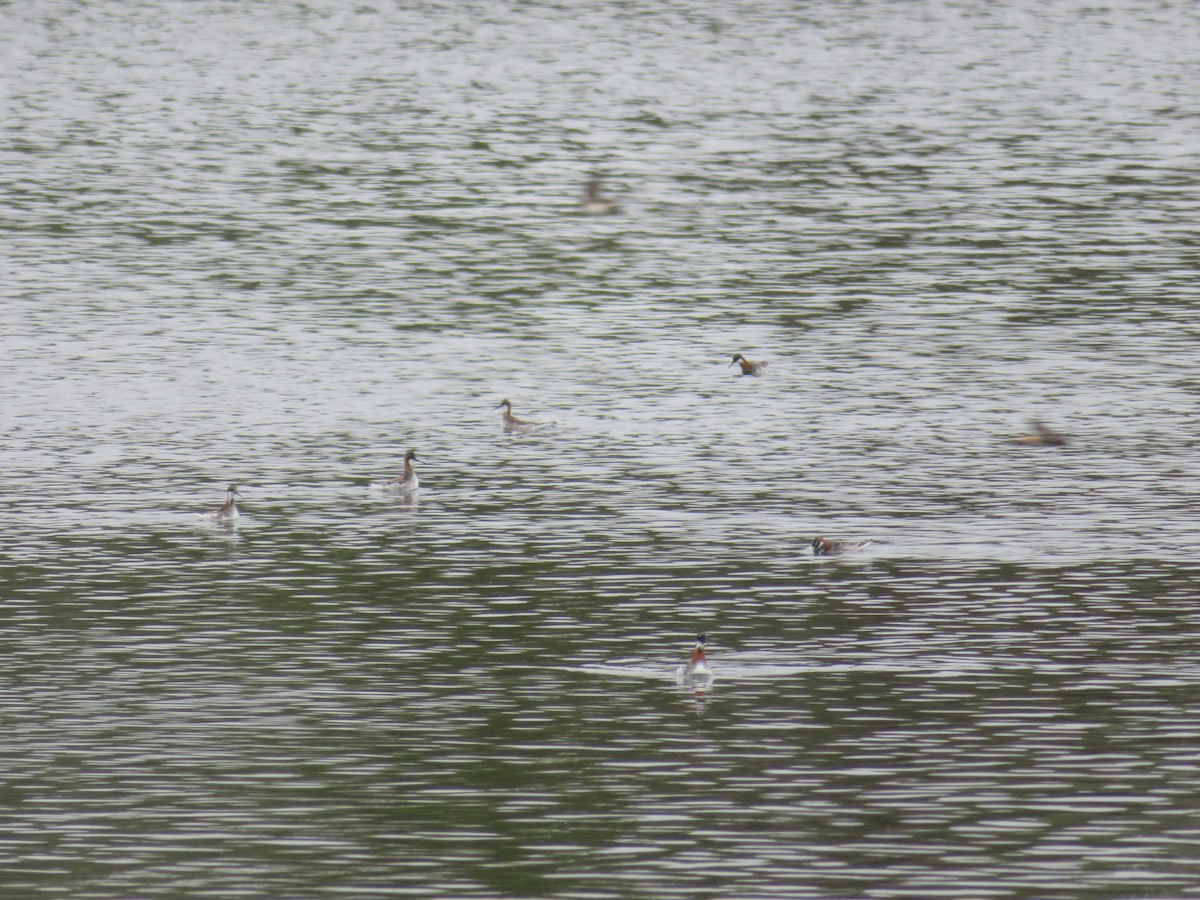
[
  {"x1": 579, "y1": 177, "x2": 618, "y2": 215},
  {"x1": 1014, "y1": 420, "x2": 1067, "y2": 447},
  {"x1": 495, "y1": 399, "x2": 542, "y2": 431},
  {"x1": 729, "y1": 353, "x2": 767, "y2": 376},
  {"x1": 385, "y1": 450, "x2": 420, "y2": 492},
  {"x1": 675, "y1": 634, "x2": 712, "y2": 680},
  {"x1": 203, "y1": 484, "x2": 241, "y2": 522},
  {"x1": 811, "y1": 537, "x2": 872, "y2": 556}
]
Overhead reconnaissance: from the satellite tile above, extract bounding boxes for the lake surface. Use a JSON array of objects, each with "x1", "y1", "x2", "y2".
[{"x1": 4, "y1": 1, "x2": 1200, "y2": 897}]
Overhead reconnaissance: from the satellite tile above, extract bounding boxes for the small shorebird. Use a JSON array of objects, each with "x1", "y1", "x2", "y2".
[
  {"x1": 495, "y1": 399, "x2": 541, "y2": 431},
  {"x1": 811, "y1": 537, "x2": 872, "y2": 556},
  {"x1": 729, "y1": 353, "x2": 767, "y2": 376},
  {"x1": 385, "y1": 450, "x2": 420, "y2": 493},
  {"x1": 579, "y1": 177, "x2": 618, "y2": 215},
  {"x1": 675, "y1": 634, "x2": 712, "y2": 680},
  {"x1": 1014, "y1": 420, "x2": 1067, "y2": 447},
  {"x1": 202, "y1": 484, "x2": 241, "y2": 522}
]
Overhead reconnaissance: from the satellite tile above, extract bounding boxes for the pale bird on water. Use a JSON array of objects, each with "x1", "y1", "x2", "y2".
[
  {"x1": 201, "y1": 484, "x2": 241, "y2": 522},
  {"x1": 495, "y1": 399, "x2": 547, "y2": 431},
  {"x1": 579, "y1": 178, "x2": 618, "y2": 215},
  {"x1": 385, "y1": 450, "x2": 421, "y2": 493}
]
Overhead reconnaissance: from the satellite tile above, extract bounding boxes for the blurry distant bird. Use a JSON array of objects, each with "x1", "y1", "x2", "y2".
[
  {"x1": 811, "y1": 537, "x2": 873, "y2": 556},
  {"x1": 729, "y1": 353, "x2": 767, "y2": 376},
  {"x1": 1014, "y1": 420, "x2": 1067, "y2": 447},
  {"x1": 579, "y1": 177, "x2": 618, "y2": 214}
]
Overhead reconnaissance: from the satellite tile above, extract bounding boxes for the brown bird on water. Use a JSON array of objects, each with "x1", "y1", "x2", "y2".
[
  {"x1": 729, "y1": 353, "x2": 768, "y2": 376},
  {"x1": 675, "y1": 634, "x2": 712, "y2": 680},
  {"x1": 579, "y1": 178, "x2": 618, "y2": 214},
  {"x1": 1014, "y1": 420, "x2": 1067, "y2": 447},
  {"x1": 811, "y1": 537, "x2": 873, "y2": 556}
]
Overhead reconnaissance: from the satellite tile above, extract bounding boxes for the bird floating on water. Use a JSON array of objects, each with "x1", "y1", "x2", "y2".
[
  {"x1": 201, "y1": 484, "x2": 241, "y2": 522},
  {"x1": 729, "y1": 353, "x2": 767, "y2": 376},
  {"x1": 811, "y1": 537, "x2": 873, "y2": 556},
  {"x1": 495, "y1": 399, "x2": 546, "y2": 431},
  {"x1": 579, "y1": 177, "x2": 618, "y2": 215},
  {"x1": 675, "y1": 634, "x2": 713, "y2": 681},
  {"x1": 1014, "y1": 420, "x2": 1067, "y2": 447},
  {"x1": 384, "y1": 449, "x2": 420, "y2": 493}
]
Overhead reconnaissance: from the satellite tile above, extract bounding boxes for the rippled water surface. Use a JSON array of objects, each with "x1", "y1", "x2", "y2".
[{"x1": 4, "y1": 1, "x2": 1200, "y2": 897}]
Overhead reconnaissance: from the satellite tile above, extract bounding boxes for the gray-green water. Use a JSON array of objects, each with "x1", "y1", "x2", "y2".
[{"x1": 4, "y1": 1, "x2": 1200, "y2": 897}]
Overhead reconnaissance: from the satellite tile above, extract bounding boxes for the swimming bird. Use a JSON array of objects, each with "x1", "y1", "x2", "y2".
[
  {"x1": 580, "y1": 177, "x2": 618, "y2": 215},
  {"x1": 495, "y1": 399, "x2": 541, "y2": 431},
  {"x1": 729, "y1": 353, "x2": 767, "y2": 376},
  {"x1": 385, "y1": 450, "x2": 420, "y2": 493},
  {"x1": 203, "y1": 484, "x2": 241, "y2": 522},
  {"x1": 811, "y1": 537, "x2": 872, "y2": 556},
  {"x1": 1014, "y1": 420, "x2": 1067, "y2": 447},
  {"x1": 675, "y1": 634, "x2": 712, "y2": 680}
]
